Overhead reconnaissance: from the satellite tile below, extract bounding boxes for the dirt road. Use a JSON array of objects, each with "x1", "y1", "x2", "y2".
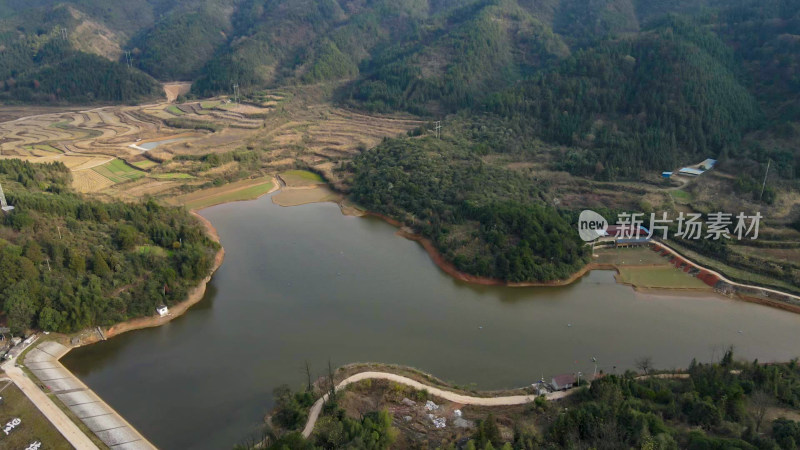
[
  {"x1": 654, "y1": 241, "x2": 800, "y2": 303},
  {"x1": 301, "y1": 371, "x2": 572, "y2": 438}
]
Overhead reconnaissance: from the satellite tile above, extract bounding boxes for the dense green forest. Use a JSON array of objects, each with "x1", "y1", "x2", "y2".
[
  {"x1": 481, "y1": 15, "x2": 764, "y2": 178},
  {"x1": 0, "y1": 160, "x2": 218, "y2": 334},
  {"x1": 131, "y1": 4, "x2": 232, "y2": 81},
  {"x1": 348, "y1": 136, "x2": 589, "y2": 282},
  {"x1": 251, "y1": 351, "x2": 800, "y2": 450}
]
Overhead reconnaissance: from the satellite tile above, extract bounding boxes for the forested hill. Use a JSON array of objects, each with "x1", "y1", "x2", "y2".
[
  {"x1": 350, "y1": 136, "x2": 589, "y2": 282},
  {"x1": 0, "y1": 160, "x2": 219, "y2": 334},
  {"x1": 481, "y1": 15, "x2": 764, "y2": 179},
  {"x1": 2, "y1": 0, "x2": 797, "y2": 117},
  {"x1": 0, "y1": 33, "x2": 161, "y2": 103}
]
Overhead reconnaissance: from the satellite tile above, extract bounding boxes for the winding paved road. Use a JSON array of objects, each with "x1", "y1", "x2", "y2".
[{"x1": 301, "y1": 371, "x2": 571, "y2": 438}]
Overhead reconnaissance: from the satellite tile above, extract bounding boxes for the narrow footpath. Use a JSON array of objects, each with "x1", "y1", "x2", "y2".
[{"x1": 302, "y1": 371, "x2": 573, "y2": 438}]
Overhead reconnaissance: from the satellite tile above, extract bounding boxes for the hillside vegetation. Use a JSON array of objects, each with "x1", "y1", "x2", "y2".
[
  {"x1": 0, "y1": 32, "x2": 161, "y2": 103},
  {"x1": 253, "y1": 351, "x2": 800, "y2": 450},
  {"x1": 349, "y1": 136, "x2": 589, "y2": 282},
  {"x1": 0, "y1": 160, "x2": 218, "y2": 334}
]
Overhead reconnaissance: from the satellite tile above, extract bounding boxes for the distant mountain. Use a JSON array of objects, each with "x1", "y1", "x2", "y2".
[{"x1": 0, "y1": 0, "x2": 797, "y2": 136}]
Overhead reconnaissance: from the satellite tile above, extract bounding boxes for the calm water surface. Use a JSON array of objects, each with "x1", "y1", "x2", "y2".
[
  {"x1": 139, "y1": 137, "x2": 188, "y2": 150},
  {"x1": 62, "y1": 195, "x2": 800, "y2": 449}
]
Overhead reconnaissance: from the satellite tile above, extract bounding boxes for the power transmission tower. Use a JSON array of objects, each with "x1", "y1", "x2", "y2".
[
  {"x1": 0, "y1": 182, "x2": 13, "y2": 212},
  {"x1": 759, "y1": 159, "x2": 771, "y2": 201},
  {"x1": 434, "y1": 121, "x2": 442, "y2": 139},
  {"x1": 124, "y1": 51, "x2": 132, "y2": 68},
  {"x1": 61, "y1": 27, "x2": 68, "y2": 40},
  {"x1": 232, "y1": 84, "x2": 240, "y2": 103}
]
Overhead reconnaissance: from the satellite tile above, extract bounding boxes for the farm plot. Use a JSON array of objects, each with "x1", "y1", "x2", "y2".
[
  {"x1": 92, "y1": 159, "x2": 145, "y2": 183},
  {"x1": 616, "y1": 266, "x2": 711, "y2": 290},
  {"x1": 133, "y1": 159, "x2": 159, "y2": 169},
  {"x1": 73, "y1": 169, "x2": 115, "y2": 193},
  {"x1": 150, "y1": 172, "x2": 195, "y2": 179},
  {"x1": 166, "y1": 105, "x2": 185, "y2": 116},
  {"x1": 59, "y1": 155, "x2": 112, "y2": 170},
  {"x1": 172, "y1": 177, "x2": 276, "y2": 210},
  {"x1": 25, "y1": 144, "x2": 62, "y2": 156},
  {"x1": 280, "y1": 169, "x2": 325, "y2": 187}
]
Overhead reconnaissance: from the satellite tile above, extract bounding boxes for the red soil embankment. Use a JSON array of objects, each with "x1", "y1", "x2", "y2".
[{"x1": 365, "y1": 212, "x2": 609, "y2": 288}]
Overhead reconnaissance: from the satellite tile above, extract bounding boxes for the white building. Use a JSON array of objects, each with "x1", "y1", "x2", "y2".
[{"x1": 156, "y1": 305, "x2": 169, "y2": 317}]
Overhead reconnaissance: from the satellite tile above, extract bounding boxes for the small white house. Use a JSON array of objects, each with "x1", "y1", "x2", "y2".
[{"x1": 156, "y1": 305, "x2": 169, "y2": 317}]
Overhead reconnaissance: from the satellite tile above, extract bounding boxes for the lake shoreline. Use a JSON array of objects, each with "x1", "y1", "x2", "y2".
[
  {"x1": 359, "y1": 211, "x2": 800, "y2": 314},
  {"x1": 56, "y1": 188, "x2": 800, "y2": 448},
  {"x1": 68, "y1": 210, "x2": 225, "y2": 348},
  {"x1": 71, "y1": 186, "x2": 799, "y2": 347},
  {"x1": 101, "y1": 211, "x2": 226, "y2": 339},
  {"x1": 364, "y1": 211, "x2": 690, "y2": 289}
]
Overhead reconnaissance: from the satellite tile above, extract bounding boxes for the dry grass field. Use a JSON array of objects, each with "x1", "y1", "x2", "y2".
[{"x1": 72, "y1": 168, "x2": 116, "y2": 193}]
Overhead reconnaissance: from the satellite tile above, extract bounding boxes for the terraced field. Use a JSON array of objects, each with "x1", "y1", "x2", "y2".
[
  {"x1": 73, "y1": 168, "x2": 116, "y2": 193},
  {"x1": 92, "y1": 159, "x2": 146, "y2": 183},
  {"x1": 0, "y1": 84, "x2": 422, "y2": 202}
]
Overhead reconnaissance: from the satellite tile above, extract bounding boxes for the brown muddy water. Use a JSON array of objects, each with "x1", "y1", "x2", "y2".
[{"x1": 62, "y1": 194, "x2": 800, "y2": 449}]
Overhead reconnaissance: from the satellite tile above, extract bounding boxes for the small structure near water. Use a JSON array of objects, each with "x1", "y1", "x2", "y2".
[
  {"x1": 156, "y1": 305, "x2": 169, "y2": 317},
  {"x1": 551, "y1": 373, "x2": 576, "y2": 391}
]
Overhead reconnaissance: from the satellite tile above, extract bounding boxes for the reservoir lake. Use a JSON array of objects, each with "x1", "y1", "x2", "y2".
[{"x1": 62, "y1": 194, "x2": 800, "y2": 449}]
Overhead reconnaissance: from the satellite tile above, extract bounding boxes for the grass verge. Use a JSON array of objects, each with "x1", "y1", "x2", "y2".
[{"x1": 0, "y1": 378, "x2": 72, "y2": 449}]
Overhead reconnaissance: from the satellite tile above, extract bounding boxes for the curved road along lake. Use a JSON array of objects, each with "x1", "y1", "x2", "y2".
[{"x1": 63, "y1": 195, "x2": 800, "y2": 449}]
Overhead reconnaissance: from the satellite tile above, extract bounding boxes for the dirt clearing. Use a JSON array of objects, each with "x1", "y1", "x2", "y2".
[{"x1": 163, "y1": 82, "x2": 192, "y2": 102}]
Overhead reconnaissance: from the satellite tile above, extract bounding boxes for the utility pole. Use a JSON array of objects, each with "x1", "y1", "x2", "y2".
[
  {"x1": 232, "y1": 84, "x2": 240, "y2": 103},
  {"x1": 434, "y1": 121, "x2": 442, "y2": 139},
  {"x1": 759, "y1": 159, "x2": 771, "y2": 201},
  {"x1": 0, "y1": 182, "x2": 13, "y2": 212}
]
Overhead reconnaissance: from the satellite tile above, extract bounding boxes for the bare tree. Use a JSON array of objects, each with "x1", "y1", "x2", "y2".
[
  {"x1": 304, "y1": 360, "x2": 312, "y2": 392},
  {"x1": 635, "y1": 356, "x2": 653, "y2": 375},
  {"x1": 750, "y1": 389, "x2": 772, "y2": 433},
  {"x1": 326, "y1": 359, "x2": 336, "y2": 404}
]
